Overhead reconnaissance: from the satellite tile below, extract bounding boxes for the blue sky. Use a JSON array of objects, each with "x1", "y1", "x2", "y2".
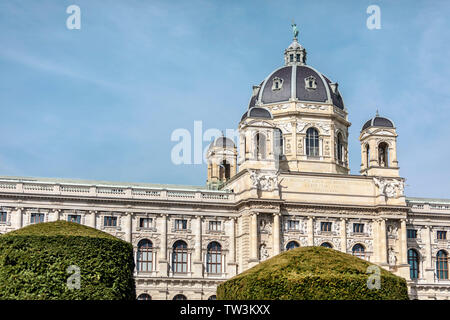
[{"x1": 0, "y1": 0, "x2": 449, "y2": 198}]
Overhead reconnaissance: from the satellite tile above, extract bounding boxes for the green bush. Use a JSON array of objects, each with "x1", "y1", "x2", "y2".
[
  {"x1": 0, "y1": 221, "x2": 136, "y2": 300},
  {"x1": 217, "y1": 246, "x2": 409, "y2": 300}
]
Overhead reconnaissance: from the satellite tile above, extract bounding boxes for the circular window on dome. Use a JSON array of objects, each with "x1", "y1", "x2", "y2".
[{"x1": 272, "y1": 77, "x2": 284, "y2": 91}]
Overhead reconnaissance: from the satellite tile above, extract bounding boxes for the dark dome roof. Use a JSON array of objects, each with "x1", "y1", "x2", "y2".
[
  {"x1": 248, "y1": 65, "x2": 344, "y2": 110},
  {"x1": 241, "y1": 107, "x2": 273, "y2": 122},
  {"x1": 208, "y1": 136, "x2": 235, "y2": 150},
  {"x1": 362, "y1": 116, "x2": 395, "y2": 131}
]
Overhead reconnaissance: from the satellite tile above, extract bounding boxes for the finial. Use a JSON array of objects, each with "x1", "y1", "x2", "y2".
[{"x1": 291, "y1": 20, "x2": 299, "y2": 41}]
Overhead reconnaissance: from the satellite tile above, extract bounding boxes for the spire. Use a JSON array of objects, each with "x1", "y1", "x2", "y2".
[
  {"x1": 376, "y1": 109, "x2": 379, "y2": 117},
  {"x1": 284, "y1": 22, "x2": 306, "y2": 66}
]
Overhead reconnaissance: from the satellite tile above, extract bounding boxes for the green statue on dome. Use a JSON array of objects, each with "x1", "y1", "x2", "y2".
[{"x1": 292, "y1": 22, "x2": 299, "y2": 40}]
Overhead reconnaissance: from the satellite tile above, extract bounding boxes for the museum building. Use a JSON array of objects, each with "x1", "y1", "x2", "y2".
[{"x1": 0, "y1": 30, "x2": 449, "y2": 300}]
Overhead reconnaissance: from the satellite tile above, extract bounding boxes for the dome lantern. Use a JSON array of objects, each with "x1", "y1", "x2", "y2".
[{"x1": 284, "y1": 23, "x2": 306, "y2": 66}]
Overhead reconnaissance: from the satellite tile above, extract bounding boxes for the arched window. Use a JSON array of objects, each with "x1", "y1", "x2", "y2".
[
  {"x1": 255, "y1": 133, "x2": 266, "y2": 159},
  {"x1": 352, "y1": 244, "x2": 365, "y2": 259},
  {"x1": 219, "y1": 160, "x2": 231, "y2": 181},
  {"x1": 337, "y1": 132, "x2": 344, "y2": 163},
  {"x1": 286, "y1": 241, "x2": 300, "y2": 251},
  {"x1": 173, "y1": 294, "x2": 187, "y2": 300},
  {"x1": 366, "y1": 144, "x2": 370, "y2": 168},
  {"x1": 172, "y1": 240, "x2": 188, "y2": 273},
  {"x1": 137, "y1": 239, "x2": 153, "y2": 272},
  {"x1": 208, "y1": 295, "x2": 217, "y2": 300},
  {"x1": 206, "y1": 241, "x2": 222, "y2": 274},
  {"x1": 321, "y1": 242, "x2": 333, "y2": 249},
  {"x1": 408, "y1": 249, "x2": 420, "y2": 280},
  {"x1": 378, "y1": 142, "x2": 389, "y2": 167},
  {"x1": 274, "y1": 128, "x2": 283, "y2": 158},
  {"x1": 436, "y1": 250, "x2": 449, "y2": 280},
  {"x1": 306, "y1": 127, "x2": 319, "y2": 157},
  {"x1": 137, "y1": 293, "x2": 152, "y2": 300}
]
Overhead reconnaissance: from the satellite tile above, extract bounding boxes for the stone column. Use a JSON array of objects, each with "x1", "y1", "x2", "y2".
[
  {"x1": 397, "y1": 219, "x2": 410, "y2": 279},
  {"x1": 250, "y1": 213, "x2": 258, "y2": 263},
  {"x1": 52, "y1": 209, "x2": 60, "y2": 221},
  {"x1": 124, "y1": 212, "x2": 132, "y2": 243},
  {"x1": 340, "y1": 218, "x2": 347, "y2": 253},
  {"x1": 379, "y1": 218, "x2": 387, "y2": 265},
  {"x1": 89, "y1": 211, "x2": 97, "y2": 229},
  {"x1": 159, "y1": 214, "x2": 168, "y2": 276},
  {"x1": 13, "y1": 207, "x2": 23, "y2": 229},
  {"x1": 307, "y1": 216, "x2": 314, "y2": 246},
  {"x1": 399, "y1": 219, "x2": 408, "y2": 265},
  {"x1": 193, "y1": 215, "x2": 203, "y2": 277},
  {"x1": 273, "y1": 213, "x2": 281, "y2": 256},
  {"x1": 227, "y1": 217, "x2": 237, "y2": 276},
  {"x1": 424, "y1": 225, "x2": 434, "y2": 282}
]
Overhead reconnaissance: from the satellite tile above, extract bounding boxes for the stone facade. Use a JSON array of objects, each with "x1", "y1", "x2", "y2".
[{"x1": 0, "y1": 33, "x2": 449, "y2": 300}]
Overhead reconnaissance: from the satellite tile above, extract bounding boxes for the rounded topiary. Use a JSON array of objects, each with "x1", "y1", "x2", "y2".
[
  {"x1": 217, "y1": 246, "x2": 409, "y2": 300},
  {"x1": 0, "y1": 221, "x2": 136, "y2": 300}
]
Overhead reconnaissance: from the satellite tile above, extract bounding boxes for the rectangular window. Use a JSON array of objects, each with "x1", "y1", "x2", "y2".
[
  {"x1": 30, "y1": 213, "x2": 45, "y2": 224},
  {"x1": 287, "y1": 220, "x2": 300, "y2": 231},
  {"x1": 67, "y1": 214, "x2": 81, "y2": 224},
  {"x1": 353, "y1": 223, "x2": 365, "y2": 233},
  {"x1": 139, "y1": 218, "x2": 153, "y2": 229},
  {"x1": 437, "y1": 231, "x2": 447, "y2": 240},
  {"x1": 289, "y1": 54, "x2": 294, "y2": 62},
  {"x1": 104, "y1": 216, "x2": 117, "y2": 227},
  {"x1": 296, "y1": 53, "x2": 300, "y2": 62},
  {"x1": 320, "y1": 222, "x2": 332, "y2": 232},
  {"x1": 0, "y1": 211, "x2": 7, "y2": 223},
  {"x1": 209, "y1": 221, "x2": 221, "y2": 231},
  {"x1": 407, "y1": 229, "x2": 417, "y2": 239},
  {"x1": 175, "y1": 219, "x2": 187, "y2": 230}
]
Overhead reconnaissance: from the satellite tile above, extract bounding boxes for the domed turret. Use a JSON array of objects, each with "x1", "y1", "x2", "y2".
[
  {"x1": 206, "y1": 135, "x2": 237, "y2": 189},
  {"x1": 360, "y1": 112, "x2": 399, "y2": 177}
]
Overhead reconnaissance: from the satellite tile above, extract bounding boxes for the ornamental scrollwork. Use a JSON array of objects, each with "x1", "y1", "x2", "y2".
[
  {"x1": 373, "y1": 177, "x2": 405, "y2": 199},
  {"x1": 249, "y1": 170, "x2": 279, "y2": 192}
]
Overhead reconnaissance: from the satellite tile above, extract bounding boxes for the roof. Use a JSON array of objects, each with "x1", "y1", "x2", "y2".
[
  {"x1": 406, "y1": 197, "x2": 450, "y2": 205},
  {"x1": 361, "y1": 116, "x2": 395, "y2": 131},
  {"x1": 0, "y1": 175, "x2": 217, "y2": 192},
  {"x1": 249, "y1": 65, "x2": 344, "y2": 110},
  {"x1": 241, "y1": 107, "x2": 273, "y2": 121}
]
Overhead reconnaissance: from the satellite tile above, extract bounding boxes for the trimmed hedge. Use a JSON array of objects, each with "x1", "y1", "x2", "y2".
[
  {"x1": 217, "y1": 246, "x2": 409, "y2": 300},
  {"x1": 0, "y1": 221, "x2": 136, "y2": 300}
]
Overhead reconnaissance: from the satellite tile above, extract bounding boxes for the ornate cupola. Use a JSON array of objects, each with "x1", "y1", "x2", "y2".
[
  {"x1": 284, "y1": 23, "x2": 306, "y2": 66},
  {"x1": 360, "y1": 111, "x2": 400, "y2": 177}
]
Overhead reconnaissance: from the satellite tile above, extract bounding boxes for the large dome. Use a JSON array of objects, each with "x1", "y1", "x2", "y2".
[{"x1": 247, "y1": 38, "x2": 345, "y2": 110}]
